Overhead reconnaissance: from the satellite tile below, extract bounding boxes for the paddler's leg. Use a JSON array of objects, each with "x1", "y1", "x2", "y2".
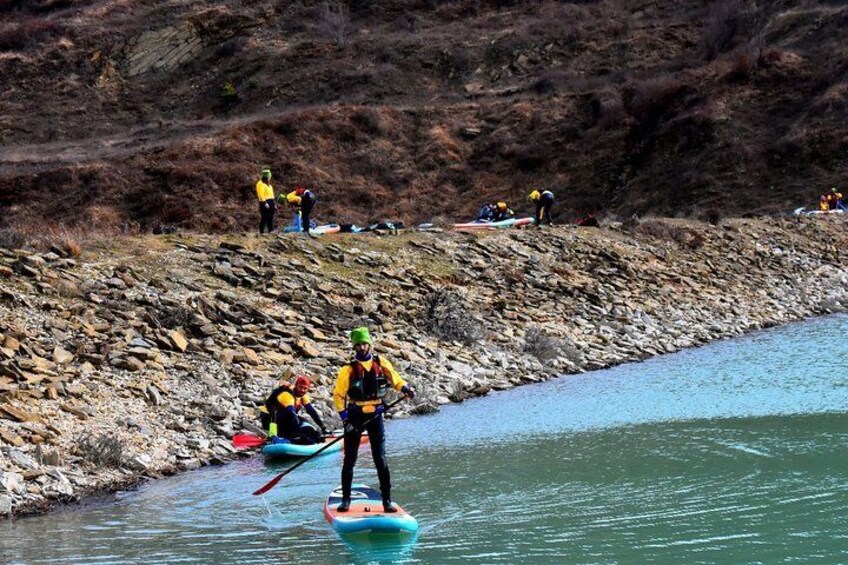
[
  {"x1": 338, "y1": 421, "x2": 363, "y2": 512},
  {"x1": 367, "y1": 414, "x2": 396, "y2": 513}
]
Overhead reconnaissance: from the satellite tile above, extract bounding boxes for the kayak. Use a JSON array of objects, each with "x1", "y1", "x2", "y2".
[
  {"x1": 514, "y1": 217, "x2": 534, "y2": 227},
  {"x1": 262, "y1": 437, "x2": 342, "y2": 458},
  {"x1": 262, "y1": 433, "x2": 369, "y2": 459},
  {"x1": 454, "y1": 218, "x2": 517, "y2": 231},
  {"x1": 324, "y1": 484, "x2": 418, "y2": 535}
]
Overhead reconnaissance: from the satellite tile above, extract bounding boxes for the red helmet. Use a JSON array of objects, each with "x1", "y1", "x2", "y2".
[
  {"x1": 294, "y1": 187, "x2": 306, "y2": 196},
  {"x1": 294, "y1": 375, "x2": 311, "y2": 389}
]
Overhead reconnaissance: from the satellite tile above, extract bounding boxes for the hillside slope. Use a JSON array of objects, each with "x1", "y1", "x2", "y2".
[{"x1": 1, "y1": 0, "x2": 847, "y2": 230}]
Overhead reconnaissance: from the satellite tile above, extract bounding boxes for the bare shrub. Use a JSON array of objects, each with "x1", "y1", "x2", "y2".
[
  {"x1": 430, "y1": 215, "x2": 453, "y2": 229},
  {"x1": 501, "y1": 264, "x2": 525, "y2": 285},
  {"x1": 729, "y1": 44, "x2": 760, "y2": 80},
  {"x1": 589, "y1": 90, "x2": 627, "y2": 129},
  {"x1": 437, "y1": 46, "x2": 471, "y2": 81},
  {"x1": 634, "y1": 218, "x2": 706, "y2": 250},
  {"x1": 700, "y1": 208, "x2": 723, "y2": 226},
  {"x1": 0, "y1": 227, "x2": 27, "y2": 249},
  {"x1": 350, "y1": 108, "x2": 383, "y2": 136},
  {"x1": 76, "y1": 431, "x2": 124, "y2": 468},
  {"x1": 523, "y1": 324, "x2": 583, "y2": 364},
  {"x1": 626, "y1": 75, "x2": 687, "y2": 123},
  {"x1": 318, "y1": 0, "x2": 350, "y2": 49},
  {"x1": 41, "y1": 227, "x2": 83, "y2": 257},
  {"x1": 421, "y1": 287, "x2": 481, "y2": 345},
  {"x1": 702, "y1": 0, "x2": 743, "y2": 60},
  {"x1": 150, "y1": 303, "x2": 197, "y2": 330}
]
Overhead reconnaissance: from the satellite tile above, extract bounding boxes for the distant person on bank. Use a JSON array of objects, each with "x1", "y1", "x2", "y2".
[
  {"x1": 476, "y1": 203, "x2": 497, "y2": 222},
  {"x1": 256, "y1": 168, "x2": 276, "y2": 234},
  {"x1": 528, "y1": 189, "x2": 555, "y2": 227},
  {"x1": 492, "y1": 201, "x2": 515, "y2": 222},
  {"x1": 282, "y1": 186, "x2": 317, "y2": 233},
  {"x1": 577, "y1": 212, "x2": 599, "y2": 227}
]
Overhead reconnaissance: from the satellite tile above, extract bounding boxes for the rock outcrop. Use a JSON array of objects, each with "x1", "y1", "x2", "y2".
[{"x1": 2, "y1": 216, "x2": 848, "y2": 517}]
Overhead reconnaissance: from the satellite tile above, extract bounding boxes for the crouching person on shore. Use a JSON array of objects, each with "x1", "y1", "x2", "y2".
[{"x1": 259, "y1": 375, "x2": 328, "y2": 445}]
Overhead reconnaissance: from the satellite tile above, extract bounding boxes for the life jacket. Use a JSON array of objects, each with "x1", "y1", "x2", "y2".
[
  {"x1": 346, "y1": 355, "x2": 390, "y2": 402},
  {"x1": 264, "y1": 382, "x2": 305, "y2": 414}
]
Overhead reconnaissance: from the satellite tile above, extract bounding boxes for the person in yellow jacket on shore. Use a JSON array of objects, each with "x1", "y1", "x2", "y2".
[
  {"x1": 528, "y1": 189, "x2": 555, "y2": 227},
  {"x1": 280, "y1": 186, "x2": 317, "y2": 233},
  {"x1": 332, "y1": 327, "x2": 415, "y2": 513},
  {"x1": 492, "y1": 201, "x2": 515, "y2": 222},
  {"x1": 256, "y1": 168, "x2": 276, "y2": 234}
]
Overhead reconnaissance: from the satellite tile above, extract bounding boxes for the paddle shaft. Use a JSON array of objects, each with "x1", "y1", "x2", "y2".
[{"x1": 252, "y1": 397, "x2": 406, "y2": 496}]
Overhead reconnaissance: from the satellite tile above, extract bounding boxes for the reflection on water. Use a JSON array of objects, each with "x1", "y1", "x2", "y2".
[{"x1": 2, "y1": 315, "x2": 848, "y2": 564}]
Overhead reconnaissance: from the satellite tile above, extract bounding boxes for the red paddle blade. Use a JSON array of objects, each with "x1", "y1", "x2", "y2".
[
  {"x1": 233, "y1": 434, "x2": 265, "y2": 449},
  {"x1": 253, "y1": 473, "x2": 284, "y2": 496}
]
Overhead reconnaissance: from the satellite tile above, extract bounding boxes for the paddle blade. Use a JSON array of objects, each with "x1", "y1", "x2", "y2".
[
  {"x1": 233, "y1": 434, "x2": 265, "y2": 449},
  {"x1": 253, "y1": 472, "x2": 285, "y2": 496}
]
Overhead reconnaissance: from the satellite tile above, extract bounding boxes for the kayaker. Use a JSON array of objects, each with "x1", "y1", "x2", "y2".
[
  {"x1": 259, "y1": 375, "x2": 328, "y2": 445},
  {"x1": 492, "y1": 201, "x2": 515, "y2": 222},
  {"x1": 332, "y1": 327, "x2": 415, "y2": 514},
  {"x1": 528, "y1": 189, "x2": 555, "y2": 227}
]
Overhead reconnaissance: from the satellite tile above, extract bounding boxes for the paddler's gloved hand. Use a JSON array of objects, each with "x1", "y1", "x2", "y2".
[
  {"x1": 401, "y1": 385, "x2": 415, "y2": 399},
  {"x1": 374, "y1": 405, "x2": 385, "y2": 416},
  {"x1": 338, "y1": 410, "x2": 348, "y2": 423}
]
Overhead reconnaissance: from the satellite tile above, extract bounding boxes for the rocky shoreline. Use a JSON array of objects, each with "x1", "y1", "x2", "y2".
[{"x1": 2, "y1": 216, "x2": 848, "y2": 519}]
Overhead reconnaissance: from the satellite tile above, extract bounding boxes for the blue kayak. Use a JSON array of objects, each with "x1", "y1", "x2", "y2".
[{"x1": 261, "y1": 437, "x2": 342, "y2": 459}]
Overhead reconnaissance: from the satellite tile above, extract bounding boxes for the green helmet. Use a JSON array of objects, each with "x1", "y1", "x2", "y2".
[
  {"x1": 261, "y1": 168, "x2": 272, "y2": 180},
  {"x1": 350, "y1": 327, "x2": 372, "y2": 345}
]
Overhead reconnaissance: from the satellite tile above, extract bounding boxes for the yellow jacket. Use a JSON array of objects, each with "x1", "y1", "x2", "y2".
[
  {"x1": 528, "y1": 190, "x2": 541, "y2": 201},
  {"x1": 256, "y1": 180, "x2": 274, "y2": 202},
  {"x1": 333, "y1": 356, "x2": 407, "y2": 413},
  {"x1": 285, "y1": 192, "x2": 302, "y2": 206},
  {"x1": 258, "y1": 390, "x2": 311, "y2": 414}
]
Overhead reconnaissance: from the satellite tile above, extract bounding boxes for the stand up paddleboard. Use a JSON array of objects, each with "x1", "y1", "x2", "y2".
[{"x1": 324, "y1": 484, "x2": 418, "y2": 535}]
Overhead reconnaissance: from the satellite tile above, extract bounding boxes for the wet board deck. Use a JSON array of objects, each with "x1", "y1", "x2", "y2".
[
  {"x1": 262, "y1": 434, "x2": 369, "y2": 459},
  {"x1": 324, "y1": 484, "x2": 418, "y2": 535}
]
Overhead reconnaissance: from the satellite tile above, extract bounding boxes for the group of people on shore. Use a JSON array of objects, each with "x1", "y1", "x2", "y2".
[
  {"x1": 256, "y1": 168, "x2": 317, "y2": 235},
  {"x1": 256, "y1": 168, "x2": 571, "y2": 234},
  {"x1": 259, "y1": 327, "x2": 415, "y2": 514},
  {"x1": 819, "y1": 188, "x2": 844, "y2": 211},
  {"x1": 475, "y1": 189, "x2": 556, "y2": 227}
]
